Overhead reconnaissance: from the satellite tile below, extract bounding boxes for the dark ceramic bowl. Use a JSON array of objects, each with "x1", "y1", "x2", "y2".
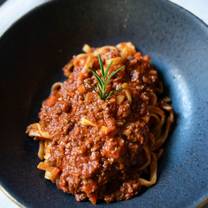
[{"x1": 0, "y1": 0, "x2": 208, "y2": 207}]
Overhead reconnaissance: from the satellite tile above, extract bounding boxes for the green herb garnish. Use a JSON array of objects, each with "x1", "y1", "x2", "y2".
[{"x1": 91, "y1": 55, "x2": 124, "y2": 100}]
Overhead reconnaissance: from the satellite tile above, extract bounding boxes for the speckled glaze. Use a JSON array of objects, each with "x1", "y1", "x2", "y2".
[{"x1": 0, "y1": 0, "x2": 208, "y2": 207}]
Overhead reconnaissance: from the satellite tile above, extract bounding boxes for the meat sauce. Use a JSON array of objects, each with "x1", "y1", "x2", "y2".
[{"x1": 27, "y1": 42, "x2": 174, "y2": 204}]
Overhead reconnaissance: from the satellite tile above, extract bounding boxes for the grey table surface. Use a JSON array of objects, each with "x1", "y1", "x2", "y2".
[{"x1": 0, "y1": 0, "x2": 207, "y2": 207}]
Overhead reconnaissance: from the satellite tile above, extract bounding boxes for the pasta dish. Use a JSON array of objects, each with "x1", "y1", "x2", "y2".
[{"x1": 26, "y1": 42, "x2": 174, "y2": 204}]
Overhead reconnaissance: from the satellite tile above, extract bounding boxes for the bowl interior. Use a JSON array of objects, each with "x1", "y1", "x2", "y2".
[{"x1": 0, "y1": 0, "x2": 208, "y2": 208}]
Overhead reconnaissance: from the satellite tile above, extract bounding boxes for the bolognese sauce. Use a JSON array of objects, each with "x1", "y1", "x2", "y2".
[{"x1": 26, "y1": 42, "x2": 174, "y2": 204}]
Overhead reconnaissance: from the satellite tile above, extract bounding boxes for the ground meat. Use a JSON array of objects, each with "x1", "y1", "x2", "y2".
[{"x1": 27, "y1": 42, "x2": 174, "y2": 204}]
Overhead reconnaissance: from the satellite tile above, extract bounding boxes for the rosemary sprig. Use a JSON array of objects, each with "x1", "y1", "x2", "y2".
[{"x1": 91, "y1": 55, "x2": 124, "y2": 100}]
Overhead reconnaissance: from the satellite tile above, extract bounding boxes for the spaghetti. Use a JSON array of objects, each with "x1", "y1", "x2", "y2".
[{"x1": 26, "y1": 42, "x2": 174, "y2": 204}]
